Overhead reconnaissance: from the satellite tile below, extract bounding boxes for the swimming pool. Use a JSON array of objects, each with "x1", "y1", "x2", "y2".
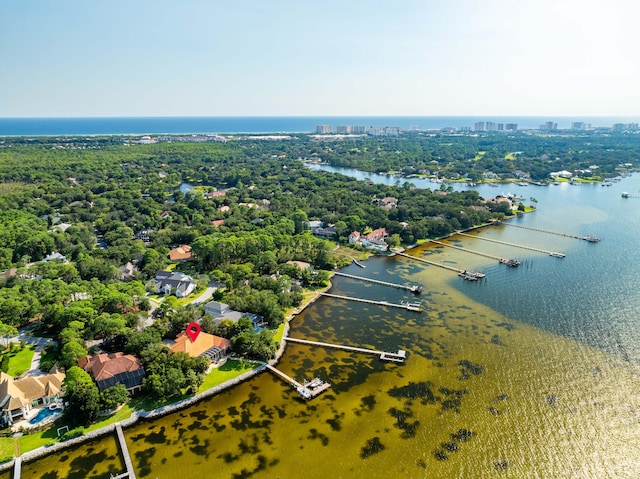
[{"x1": 29, "y1": 406, "x2": 62, "y2": 425}]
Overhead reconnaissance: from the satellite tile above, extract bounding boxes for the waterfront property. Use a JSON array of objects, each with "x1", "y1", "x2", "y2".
[
  {"x1": 169, "y1": 330, "x2": 231, "y2": 363},
  {"x1": 78, "y1": 352, "x2": 145, "y2": 393}
]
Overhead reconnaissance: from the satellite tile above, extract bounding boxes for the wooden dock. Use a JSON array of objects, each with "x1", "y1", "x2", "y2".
[
  {"x1": 396, "y1": 252, "x2": 486, "y2": 279},
  {"x1": 265, "y1": 364, "x2": 331, "y2": 399},
  {"x1": 115, "y1": 423, "x2": 136, "y2": 479},
  {"x1": 319, "y1": 292, "x2": 423, "y2": 312},
  {"x1": 457, "y1": 232, "x2": 566, "y2": 258},
  {"x1": 285, "y1": 337, "x2": 407, "y2": 362},
  {"x1": 498, "y1": 222, "x2": 600, "y2": 242},
  {"x1": 13, "y1": 456, "x2": 21, "y2": 479},
  {"x1": 431, "y1": 240, "x2": 519, "y2": 267},
  {"x1": 333, "y1": 271, "x2": 422, "y2": 293}
]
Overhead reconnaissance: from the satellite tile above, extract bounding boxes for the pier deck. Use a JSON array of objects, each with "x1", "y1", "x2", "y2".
[
  {"x1": 319, "y1": 292, "x2": 423, "y2": 312},
  {"x1": 333, "y1": 271, "x2": 421, "y2": 293},
  {"x1": 498, "y1": 222, "x2": 599, "y2": 242},
  {"x1": 457, "y1": 232, "x2": 565, "y2": 258},
  {"x1": 285, "y1": 337, "x2": 406, "y2": 362},
  {"x1": 396, "y1": 252, "x2": 486, "y2": 279},
  {"x1": 115, "y1": 423, "x2": 136, "y2": 479},
  {"x1": 265, "y1": 365, "x2": 330, "y2": 399}
]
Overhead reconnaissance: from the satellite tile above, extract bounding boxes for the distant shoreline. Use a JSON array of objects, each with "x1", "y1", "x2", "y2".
[{"x1": 2, "y1": 115, "x2": 637, "y2": 137}]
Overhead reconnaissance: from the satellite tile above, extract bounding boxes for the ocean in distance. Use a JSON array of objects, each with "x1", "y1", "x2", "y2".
[{"x1": 1, "y1": 115, "x2": 639, "y2": 136}]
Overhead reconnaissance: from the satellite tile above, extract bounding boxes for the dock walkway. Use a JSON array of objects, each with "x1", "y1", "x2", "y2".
[
  {"x1": 396, "y1": 252, "x2": 486, "y2": 278},
  {"x1": 13, "y1": 457, "x2": 21, "y2": 479},
  {"x1": 333, "y1": 271, "x2": 421, "y2": 292},
  {"x1": 265, "y1": 365, "x2": 331, "y2": 399},
  {"x1": 319, "y1": 292, "x2": 423, "y2": 312},
  {"x1": 499, "y1": 222, "x2": 599, "y2": 242},
  {"x1": 431, "y1": 240, "x2": 518, "y2": 266},
  {"x1": 457, "y1": 232, "x2": 565, "y2": 258},
  {"x1": 285, "y1": 337, "x2": 406, "y2": 362},
  {"x1": 115, "y1": 423, "x2": 136, "y2": 479}
]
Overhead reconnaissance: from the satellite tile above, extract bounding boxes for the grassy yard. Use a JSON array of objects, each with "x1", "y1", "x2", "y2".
[
  {"x1": 2, "y1": 344, "x2": 35, "y2": 377},
  {"x1": 0, "y1": 436, "x2": 15, "y2": 464}
]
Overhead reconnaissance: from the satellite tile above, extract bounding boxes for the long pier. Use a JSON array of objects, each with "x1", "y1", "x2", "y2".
[
  {"x1": 395, "y1": 252, "x2": 486, "y2": 279},
  {"x1": 457, "y1": 232, "x2": 565, "y2": 258},
  {"x1": 265, "y1": 364, "x2": 331, "y2": 399},
  {"x1": 13, "y1": 457, "x2": 21, "y2": 479},
  {"x1": 319, "y1": 292, "x2": 423, "y2": 312},
  {"x1": 498, "y1": 222, "x2": 599, "y2": 242},
  {"x1": 333, "y1": 271, "x2": 421, "y2": 293},
  {"x1": 115, "y1": 423, "x2": 136, "y2": 479},
  {"x1": 431, "y1": 240, "x2": 516, "y2": 265},
  {"x1": 285, "y1": 337, "x2": 407, "y2": 362}
]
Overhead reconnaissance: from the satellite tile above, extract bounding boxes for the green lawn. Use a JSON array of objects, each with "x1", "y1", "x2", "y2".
[
  {"x1": 0, "y1": 436, "x2": 15, "y2": 464},
  {"x1": 198, "y1": 359, "x2": 256, "y2": 392},
  {"x1": 2, "y1": 345, "x2": 35, "y2": 377}
]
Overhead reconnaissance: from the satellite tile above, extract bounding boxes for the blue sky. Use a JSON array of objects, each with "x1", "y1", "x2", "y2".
[{"x1": 1, "y1": 0, "x2": 638, "y2": 117}]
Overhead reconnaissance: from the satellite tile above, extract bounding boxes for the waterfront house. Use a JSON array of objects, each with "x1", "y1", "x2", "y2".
[
  {"x1": 154, "y1": 271, "x2": 197, "y2": 297},
  {"x1": 170, "y1": 331, "x2": 231, "y2": 363},
  {"x1": 0, "y1": 368, "x2": 66, "y2": 425},
  {"x1": 78, "y1": 352, "x2": 145, "y2": 393}
]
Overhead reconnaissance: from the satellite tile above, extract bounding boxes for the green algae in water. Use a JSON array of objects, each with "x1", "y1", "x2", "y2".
[{"x1": 20, "y1": 434, "x2": 123, "y2": 479}]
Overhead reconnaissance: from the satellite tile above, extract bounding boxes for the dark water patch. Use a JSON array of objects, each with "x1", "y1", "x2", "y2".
[
  {"x1": 488, "y1": 406, "x2": 500, "y2": 415},
  {"x1": 451, "y1": 428, "x2": 474, "y2": 442},
  {"x1": 439, "y1": 387, "x2": 467, "y2": 413},
  {"x1": 173, "y1": 450, "x2": 183, "y2": 458},
  {"x1": 495, "y1": 321, "x2": 516, "y2": 331},
  {"x1": 388, "y1": 407, "x2": 420, "y2": 438},
  {"x1": 190, "y1": 438, "x2": 212, "y2": 458},
  {"x1": 494, "y1": 458, "x2": 510, "y2": 471},
  {"x1": 494, "y1": 393, "x2": 510, "y2": 402},
  {"x1": 307, "y1": 428, "x2": 330, "y2": 446},
  {"x1": 433, "y1": 449, "x2": 449, "y2": 461},
  {"x1": 230, "y1": 454, "x2": 270, "y2": 479},
  {"x1": 41, "y1": 473, "x2": 59, "y2": 479},
  {"x1": 67, "y1": 449, "x2": 115, "y2": 479},
  {"x1": 212, "y1": 421, "x2": 227, "y2": 432},
  {"x1": 134, "y1": 446, "x2": 157, "y2": 477},
  {"x1": 230, "y1": 409, "x2": 273, "y2": 431},
  {"x1": 326, "y1": 412, "x2": 345, "y2": 431},
  {"x1": 491, "y1": 334, "x2": 505, "y2": 346},
  {"x1": 360, "y1": 436, "x2": 385, "y2": 459},
  {"x1": 360, "y1": 394, "x2": 376, "y2": 411},
  {"x1": 228, "y1": 406, "x2": 240, "y2": 416},
  {"x1": 545, "y1": 394, "x2": 559, "y2": 407},
  {"x1": 60, "y1": 454, "x2": 69, "y2": 462},
  {"x1": 133, "y1": 425, "x2": 168, "y2": 445},
  {"x1": 189, "y1": 409, "x2": 209, "y2": 421},
  {"x1": 187, "y1": 420, "x2": 204, "y2": 431},
  {"x1": 457, "y1": 359, "x2": 484, "y2": 379},
  {"x1": 388, "y1": 381, "x2": 438, "y2": 404},
  {"x1": 416, "y1": 459, "x2": 428, "y2": 469},
  {"x1": 218, "y1": 450, "x2": 240, "y2": 464},
  {"x1": 441, "y1": 441, "x2": 459, "y2": 452}
]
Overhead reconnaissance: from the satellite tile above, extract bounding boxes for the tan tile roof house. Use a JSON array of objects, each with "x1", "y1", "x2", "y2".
[
  {"x1": 168, "y1": 244, "x2": 193, "y2": 261},
  {"x1": 170, "y1": 331, "x2": 231, "y2": 363},
  {"x1": 78, "y1": 352, "x2": 145, "y2": 393},
  {"x1": 0, "y1": 368, "x2": 65, "y2": 425}
]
